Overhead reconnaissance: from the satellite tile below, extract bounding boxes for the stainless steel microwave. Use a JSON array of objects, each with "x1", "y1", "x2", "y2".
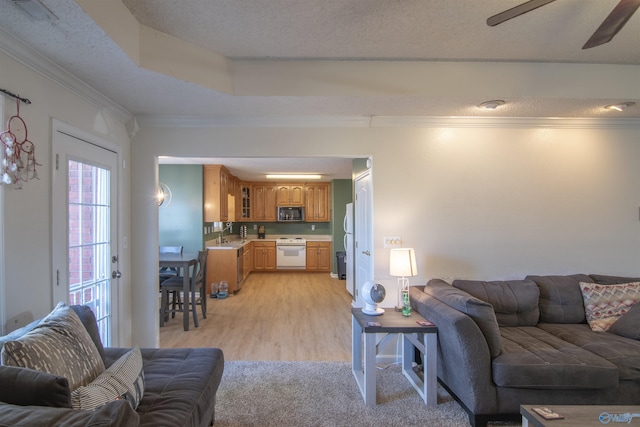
[{"x1": 277, "y1": 206, "x2": 305, "y2": 222}]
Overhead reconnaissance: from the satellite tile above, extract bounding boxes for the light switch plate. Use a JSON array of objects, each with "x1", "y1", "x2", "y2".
[{"x1": 384, "y1": 235, "x2": 402, "y2": 248}]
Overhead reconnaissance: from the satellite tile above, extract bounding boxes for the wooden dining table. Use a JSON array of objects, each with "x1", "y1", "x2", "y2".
[{"x1": 159, "y1": 252, "x2": 198, "y2": 331}]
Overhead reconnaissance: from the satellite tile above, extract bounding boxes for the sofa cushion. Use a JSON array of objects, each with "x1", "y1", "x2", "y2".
[
  {"x1": 71, "y1": 347, "x2": 144, "y2": 410},
  {"x1": 525, "y1": 274, "x2": 591, "y2": 323},
  {"x1": 608, "y1": 303, "x2": 640, "y2": 340},
  {"x1": 453, "y1": 279, "x2": 540, "y2": 326},
  {"x1": 579, "y1": 281, "x2": 640, "y2": 332},
  {"x1": 493, "y1": 326, "x2": 618, "y2": 389},
  {"x1": 538, "y1": 323, "x2": 640, "y2": 381},
  {"x1": 133, "y1": 347, "x2": 224, "y2": 427},
  {"x1": 0, "y1": 399, "x2": 139, "y2": 427},
  {"x1": 425, "y1": 279, "x2": 502, "y2": 357},
  {"x1": 0, "y1": 365, "x2": 71, "y2": 407},
  {"x1": 1, "y1": 302, "x2": 105, "y2": 391}
]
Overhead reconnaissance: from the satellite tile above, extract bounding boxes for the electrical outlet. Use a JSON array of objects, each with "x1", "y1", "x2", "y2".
[{"x1": 384, "y1": 235, "x2": 402, "y2": 248}]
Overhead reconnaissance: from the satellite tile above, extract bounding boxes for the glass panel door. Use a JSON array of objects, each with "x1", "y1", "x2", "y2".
[
  {"x1": 52, "y1": 127, "x2": 118, "y2": 347},
  {"x1": 67, "y1": 160, "x2": 112, "y2": 344}
]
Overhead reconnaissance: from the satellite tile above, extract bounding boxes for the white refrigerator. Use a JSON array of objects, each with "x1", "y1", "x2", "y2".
[{"x1": 343, "y1": 203, "x2": 354, "y2": 296}]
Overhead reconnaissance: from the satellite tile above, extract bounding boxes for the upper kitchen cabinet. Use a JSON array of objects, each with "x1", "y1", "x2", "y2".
[
  {"x1": 276, "y1": 184, "x2": 305, "y2": 206},
  {"x1": 253, "y1": 184, "x2": 276, "y2": 221},
  {"x1": 203, "y1": 165, "x2": 233, "y2": 222},
  {"x1": 238, "y1": 182, "x2": 251, "y2": 222},
  {"x1": 305, "y1": 183, "x2": 331, "y2": 222}
]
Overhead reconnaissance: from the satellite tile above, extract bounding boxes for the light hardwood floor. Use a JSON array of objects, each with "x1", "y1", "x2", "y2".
[{"x1": 159, "y1": 272, "x2": 353, "y2": 361}]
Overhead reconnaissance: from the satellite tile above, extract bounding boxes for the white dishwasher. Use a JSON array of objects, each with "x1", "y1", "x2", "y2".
[{"x1": 276, "y1": 237, "x2": 306, "y2": 269}]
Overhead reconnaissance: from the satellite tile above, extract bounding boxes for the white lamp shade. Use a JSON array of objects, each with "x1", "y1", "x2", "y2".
[{"x1": 389, "y1": 248, "x2": 418, "y2": 277}]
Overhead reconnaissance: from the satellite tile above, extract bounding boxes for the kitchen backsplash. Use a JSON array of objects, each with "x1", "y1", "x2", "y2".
[{"x1": 203, "y1": 221, "x2": 330, "y2": 241}]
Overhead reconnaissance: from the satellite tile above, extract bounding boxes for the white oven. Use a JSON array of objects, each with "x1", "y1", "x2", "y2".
[{"x1": 276, "y1": 238, "x2": 306, "y2": 269}]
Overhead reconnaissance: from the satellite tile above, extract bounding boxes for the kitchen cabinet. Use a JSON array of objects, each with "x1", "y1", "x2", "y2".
[
  {"x1": 203, "y1": 165, "x2": 232, "y2": 222},
  {"x1": 206, "y1": 248, "x2": 243, "y2": 294},
  {"x1": 304, "y1": 183, "x2": 331, "y2": 222},
  {"x1": 306, "y1": 241, "x2": 332, "y2": 271},
  {"x1": 227, "y1": 175, "x2": 237, "y2": 221},
  {"x1": 253, "y1": 241, "x2": 276, "y2": 271},
  {"x1": 238, "y1": 183, "x2": 251, "y2": 221},
  {"x1": 253, "y1": 184, "x2": 276, "y2": 221},
  {"x1": 276, "y1": 184, "x2": 305, "y2": 206}
]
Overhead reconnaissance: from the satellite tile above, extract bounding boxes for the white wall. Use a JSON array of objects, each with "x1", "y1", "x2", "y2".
[
  {"x1": 131, "y1": 122, "x2": 640, "y2": 347},
  {"x1": 0, "y1": 51, "x2": 132, "y2": 343}
]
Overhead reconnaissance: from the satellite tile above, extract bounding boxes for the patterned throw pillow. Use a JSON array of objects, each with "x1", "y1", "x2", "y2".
[
  {"x1": 71, "y1": 347, "x2": 144, "y2": 410},
  {"x1": 1, "y1": 302, "x2": 105, "y2": 390},
  {"x1": 579, "y1": 282, "x2": 640, "y2": 332}
]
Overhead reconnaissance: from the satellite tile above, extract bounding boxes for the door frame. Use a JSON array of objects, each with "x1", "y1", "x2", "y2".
[{"x1": 51, "y1": 119, "x2": 123, "y2": 345}]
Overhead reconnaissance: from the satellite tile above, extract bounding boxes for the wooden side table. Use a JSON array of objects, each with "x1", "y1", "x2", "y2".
[{"x1": 351, "y1": 307, "x2": 438, "y2": 406}]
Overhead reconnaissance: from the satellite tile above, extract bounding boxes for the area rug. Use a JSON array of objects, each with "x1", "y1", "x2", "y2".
[{"x1": 214, "y1": 361, "x2": 521, "y2": 427}]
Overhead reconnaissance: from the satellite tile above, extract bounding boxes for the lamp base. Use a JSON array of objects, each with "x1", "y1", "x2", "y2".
[{"x1": 362, "y1": 303, "x2": 384, "y2": 316}]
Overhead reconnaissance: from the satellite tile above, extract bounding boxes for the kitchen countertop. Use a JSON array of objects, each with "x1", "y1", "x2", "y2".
[{"x1": 205, "y1": 234, "x2": 332, "y2": 250}]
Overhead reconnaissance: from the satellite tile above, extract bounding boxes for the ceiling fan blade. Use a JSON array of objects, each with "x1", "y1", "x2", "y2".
[
  {"x1": 582, "y1": 0, "x2": 640, "y2": 49},
  {"x1": 487, "y1": 0, "x2": 556, "y2": 26}
]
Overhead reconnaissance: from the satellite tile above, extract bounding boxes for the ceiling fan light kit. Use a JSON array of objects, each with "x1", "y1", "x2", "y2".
[
  {"x1": 488, "y1": 0, "x2": 640, "y2": 49},
  {"x1": 478, "y1": 100, "x2": 505, "y2": 110}
]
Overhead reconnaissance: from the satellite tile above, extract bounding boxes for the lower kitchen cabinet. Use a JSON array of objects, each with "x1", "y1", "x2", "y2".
[
  {"x1": 306, "y1": 241, "x2": 332, "y2": 271},
  {"x1": 206, "y1": 248, "x2": 244, "y2": 295},
  {"x1": 253, "y1": 241, "x2": 276, "y2": 271}
]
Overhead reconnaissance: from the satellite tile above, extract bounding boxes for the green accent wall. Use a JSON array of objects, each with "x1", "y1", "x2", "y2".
[{"x1": 158, "y1": 165, "x2": 204, "y2": 253}]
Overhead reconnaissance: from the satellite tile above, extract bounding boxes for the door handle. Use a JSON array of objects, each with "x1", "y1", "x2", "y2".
[
  {"x1": 362, "y1": 250, "x2": 370, "y2": 256},
  {"x1": 111, "y1": 270, "x2": 122, "y2": 279}
]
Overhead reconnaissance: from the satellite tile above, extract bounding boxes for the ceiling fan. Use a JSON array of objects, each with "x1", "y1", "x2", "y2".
[{"x1": 487, "y1": 0, "x2": 640, "y2": 49}]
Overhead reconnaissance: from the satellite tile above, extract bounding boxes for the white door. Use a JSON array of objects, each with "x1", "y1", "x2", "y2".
[
  {"x1": 354, "y1": 169, "x2": 373, "y2": 308},
  {"x1": 52, "y1": 127, "x2": 119, "y2": 346}
]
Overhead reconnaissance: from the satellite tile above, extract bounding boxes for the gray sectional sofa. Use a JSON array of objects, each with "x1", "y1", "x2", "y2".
[
  {"x1": 410, "y1": 274, "x2": 640, "y2": 427},
  {"x1": 0, "y1": 304, "x2": 224, "y2": 426}
]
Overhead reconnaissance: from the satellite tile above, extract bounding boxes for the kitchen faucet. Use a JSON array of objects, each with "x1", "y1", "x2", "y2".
[{"x1": 219, "y1": 222, "x2": 233, "y2": 243}]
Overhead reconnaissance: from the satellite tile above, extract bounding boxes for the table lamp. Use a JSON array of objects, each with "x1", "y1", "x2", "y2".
[{"x1": 390, "y1": 248, "x2": 418, "y2": 311}]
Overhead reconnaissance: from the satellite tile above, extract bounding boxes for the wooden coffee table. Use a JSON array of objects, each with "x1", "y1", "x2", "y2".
[
  {"x1": 521, "y1": 405, "x2": 640, "y2": 426},
  {"x1": 351, "y1": 307, "x2": 438, "y2": 407}
]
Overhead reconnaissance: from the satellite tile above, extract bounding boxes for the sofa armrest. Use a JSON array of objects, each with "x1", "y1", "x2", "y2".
[
  {"x1": 0, "y1": 399, "x2": 139, "y2": 427},
  {"x1": 410, "y1": 286, "x2": 499, "y2": 414},
  {"x1": 0, "y1": 365, "x2": 71, "y2": 407}
]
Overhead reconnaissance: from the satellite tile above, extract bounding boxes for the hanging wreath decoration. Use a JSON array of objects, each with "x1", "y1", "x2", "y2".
[{"x1": 1, "y1": 98, "x2": 40, "y2": 189}]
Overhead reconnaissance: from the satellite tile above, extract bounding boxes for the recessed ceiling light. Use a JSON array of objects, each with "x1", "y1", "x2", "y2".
[
  {"x1": 478, "y1": 100, "x2": 505, "y2": 110},
  {"x1": 604, "y1": 102, "x2": 635, "y2": 112},
  {"x1": 265, "y1": 174, "x2": 322, "y2": 180}
]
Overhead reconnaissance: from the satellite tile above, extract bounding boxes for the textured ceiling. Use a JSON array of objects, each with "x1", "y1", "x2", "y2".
[
  {"x1": 0, "y1": 0, "x2": 638, "y2": 120},
  {"x1": 122, "y1": 0, "x2": 639, "y2": 63}
]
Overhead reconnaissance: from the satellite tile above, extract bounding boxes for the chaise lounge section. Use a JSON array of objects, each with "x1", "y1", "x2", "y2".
[
  {"x1": 410, "y1": 273, "x2": 640, "y2": 427},
  {"x1": 0, "y1": 303, "x2": 224, "y2": 426}
]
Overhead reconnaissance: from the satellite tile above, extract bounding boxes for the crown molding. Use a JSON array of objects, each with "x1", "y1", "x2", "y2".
[
  {"x1": 0, "y1": 28, "x2": 132, "y2": 123},
  {"x1": 135, "y1": 115, "x2": 374, "y2": 128},
  {"x1": 371, "y1": 116, "x2": 640, "y2": 129},
  {"x1": 135, "y1": 114, "x2": 640, "y2": 129}
]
